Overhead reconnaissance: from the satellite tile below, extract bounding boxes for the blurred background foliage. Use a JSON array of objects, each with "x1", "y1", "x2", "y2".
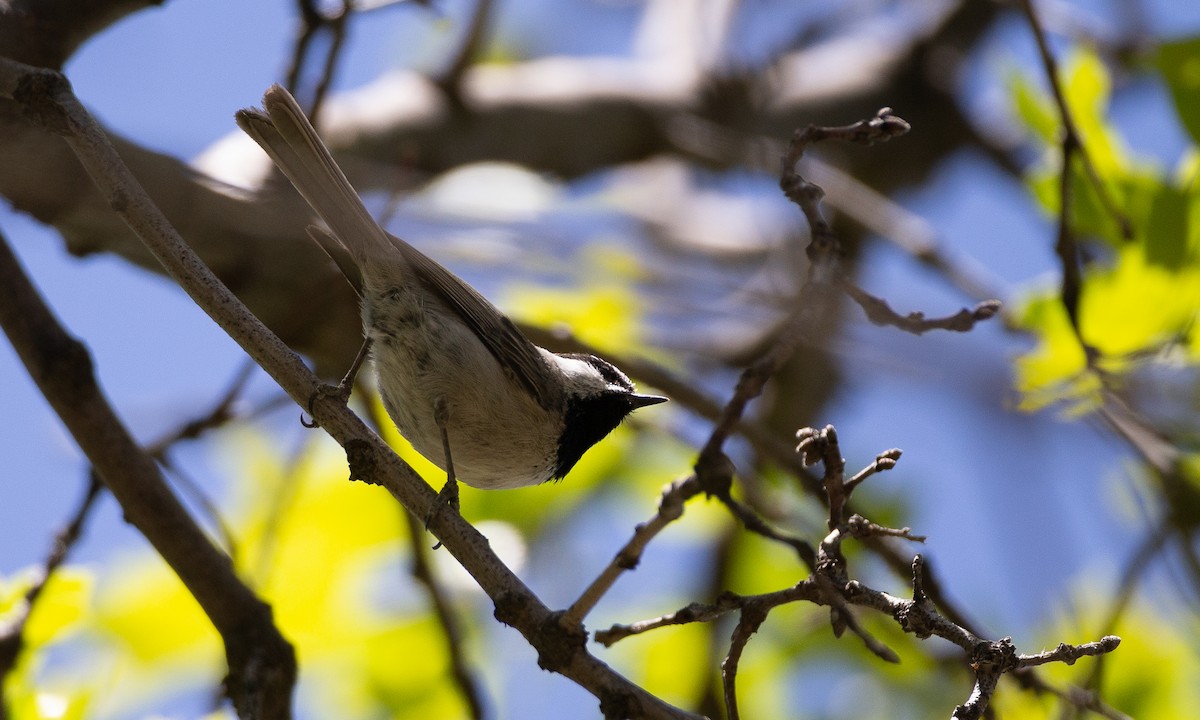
[{"x1": 3, "y1": 1, "x2": 1200, "y2": 719}]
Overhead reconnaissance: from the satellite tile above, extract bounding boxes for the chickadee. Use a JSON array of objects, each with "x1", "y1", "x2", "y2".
[{"x1": 236, "y1": 85, "x2": 666, "y2": 494}]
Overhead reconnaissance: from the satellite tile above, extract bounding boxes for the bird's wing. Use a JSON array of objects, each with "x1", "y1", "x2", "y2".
[
  {"x1": 307, "y1": 225, "x2": 363, "y2": 296},
  {"x1": 393, "y1": 236, "x2": 560, "y2": 411}
]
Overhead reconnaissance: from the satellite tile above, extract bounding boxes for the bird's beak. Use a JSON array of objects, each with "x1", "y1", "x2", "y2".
[{"x1": 630, "y1": 393, "x2": 669, "y2": 408}]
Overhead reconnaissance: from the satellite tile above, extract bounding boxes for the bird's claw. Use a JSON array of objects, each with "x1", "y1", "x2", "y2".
[
  {"x1": 301, "y1": 381, "x2": 353, "y2": 428},
  {"x1": 425, "y1": 478, "x2": 460, "y2": 548}
]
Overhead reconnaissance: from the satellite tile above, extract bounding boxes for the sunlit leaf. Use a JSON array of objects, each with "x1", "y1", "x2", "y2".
[
  {"x1": 22, "y1": 570, "x2": 92, "y2": 651},
  {"x1": 1079, "y1": 246, "x2": 1200, "y2": 357},
  {"x1": 94, "y1": 554, "x2": 216, "y2": 664},
  {"x1": 1014, "y1": 236, "x2": 1200, "y2": 410},
  {"x1": 2, "y1": 571, "x2": 97, "y2": 720},
  {"x1": 1, "y1": 568, "x2": 92, "y2": 652},
  {"x1": 6, "y1": 689, "x2": 92, "y2": 720},
  {"x1": 1008, "y1": 71, "x2": 1059, "y2": 144},
  {"x1": 502, "y1": 245, "x2": 647, "y2": 351},
  {"x1": 1066, "y1": 163, "x2": 1154, "y2": 246},
  {"x1": 1061, "y1": 49, "x2": 1126, "y2": 174}
]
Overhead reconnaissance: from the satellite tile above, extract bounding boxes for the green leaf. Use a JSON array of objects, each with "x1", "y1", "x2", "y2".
[
  {"x1": 1013, "y1": 239, "x2": 1200, "y2": 411},
  {"x1": 1008, "y1": 70, "x2": 1060, "y2": 144},
  {"x1": 1144, "y1": 183, "x2": 1192, "y2": 268},
  {"x1": 1080, "y1": 245, "x2": 1200, "y2": 357},
  {"x1": 1066, "y1": 163, "x2": 1156, "y2": 247},
  {"x1": 1152, "y1": 36, "x2": 1200, "y2": 147}
]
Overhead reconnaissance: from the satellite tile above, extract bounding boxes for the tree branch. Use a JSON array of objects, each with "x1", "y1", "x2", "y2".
[
  {"x1": 595, "y1": 426, "x2": 1123, "y2": 719},
  {"x1": 0, "y1": 473, "x2": 101, "y2": 688},
  {"x1": 0, "y1": 224, "x2": 297, "y2": 718}
]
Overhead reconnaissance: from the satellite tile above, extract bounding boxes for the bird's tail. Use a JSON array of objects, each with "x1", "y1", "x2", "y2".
[{"x1": 236, "y1": 84, "x2": 394, "y2": 267}]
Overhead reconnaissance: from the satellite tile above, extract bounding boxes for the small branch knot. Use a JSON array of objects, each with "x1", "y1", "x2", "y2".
[
  {"x1": 971, "y1": 637, "x2": 1019, "y2": 673},
  {"x1": 695, "y1": 450, "x2": 736, "y2": 498},
  {"x1": 13, "y1": 68, "x2": 74, "y2": 136},
  {"x1": 343, "y1": 439, "x2": 376, "y2": 484},
  {"x1": 534, "y1": 611, "x2": 588, "y2": 673}
]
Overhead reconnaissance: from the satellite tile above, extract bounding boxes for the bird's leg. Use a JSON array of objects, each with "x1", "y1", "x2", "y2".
[
  {"x1": 336, "y1": 336, "x2": 373, "y2": 395},
  {"x1": 303, "y1": 337, "x2": 373, "y2": 428},
  {"x1": 426, "y1": 397, "x2": 460, "y2": 537}
]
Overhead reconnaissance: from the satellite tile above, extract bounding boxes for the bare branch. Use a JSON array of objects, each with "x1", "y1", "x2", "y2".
[
  {"x1": 0, "y1": 474, "x2": 101, "y2": 684},
  {"x1": 841, "y1": 282, "x2": 1002, "y2": 335},
  {"x1": 779, "y1": 108, "x2": 1002, "y2": 337},
  {"x1": 720, "y1": 603, "x2": 767, "y2": 720},
  {"x1": 1018, "y1": 0, "x2": 1131, "y2": 242},
  {"x1": 562, "y1": 475, "x2": 699, "y2": 628},
  {"x1": 435, "y1": 0, "x2": 494, "y2": 103},
  {"x1": 286, "y1": 0, "x2": 353, "y2": 125},
  {"x1": 0, "y1": 222, "x2": 297, "y2": 718},
  {"x1": 595, "y1": 594, "x2": 743, "y2": 647},
  {"x1": 844, "y1": 448, "x2": 902, "y2": 492},
  {"x1": 1020, "y1": 636, "x2": 1122, "y2": 668},
  {"x1": 780, "y1": 107, "x2": 910, "y2": 277},
  {"x1": 601, "y1": 422, "x2": 1123, "y2": 719}
]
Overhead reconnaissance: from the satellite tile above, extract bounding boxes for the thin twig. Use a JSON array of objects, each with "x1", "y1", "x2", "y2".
[
  {"x1": 598, "y1": 583, "x2": 819, "y2": 647},
  {"x1": 1019, "y1": 636, "x2": 1122, "y2": 668},
  {"x1": 1018, "y1": 0, "x2": 1132, "y2": 242},
  {"x1": 779, "y1": 108, "x2": 1002, "y2": 335},
  {"x1": 286, "y1": 0, "x2": 353, "y2": 125},
  {"x1": 435, "y1": 0, "x2": 494, "y2": 104},
  {"x1": 779, "y1": 108, "x2": 910, "y2": 279},
  {"x1": 693, "y1": 113, "x2": 915, "y2": 470},
  {"x1": 595, "y1": 593, "x2": 743, "y2": 647},
  {"x1": 844, "y1": 448, "x2": 901, "y2": 493},
  {"x1": 599, "y1": 424, "x2": 1124, "y2": 719},
  {"x1": 1018, "y1": 0, "x2": 1130, "y2": 361},
  {"x1": 841, "y1": 281, "x2": 1002, "y2": 335},
  {"x1": 143, "y1": 361, "x2": 263, "y2": 557},
  {"x1": 720, "y1": 603, "x2": 767, "y2": 720},
  {"x1": 400, "y1": 510, "x2": 488, "y2": 719},
  {"x1": 0, "y1": 474, "x2": 102, "y2": 683},
  {"x1": 666, "y1": 113, "x2": 1010, "y2": 306},
  {"x1": 562, "y1": 475, "x2": 699, "y2": 628},
  {"x1": 310, "y1": 1, "x2": 352, "y2": 124},
  {"x1": 285, "y1": 0, "x2": 322, "y2": 93},
  {"x1": 716, "y1": 493, "x2": 817, "y2": 569}
]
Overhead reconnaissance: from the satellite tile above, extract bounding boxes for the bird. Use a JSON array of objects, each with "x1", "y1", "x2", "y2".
[{"x1": 236, "y1": 85, "x2": 666, "y2": 504}]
